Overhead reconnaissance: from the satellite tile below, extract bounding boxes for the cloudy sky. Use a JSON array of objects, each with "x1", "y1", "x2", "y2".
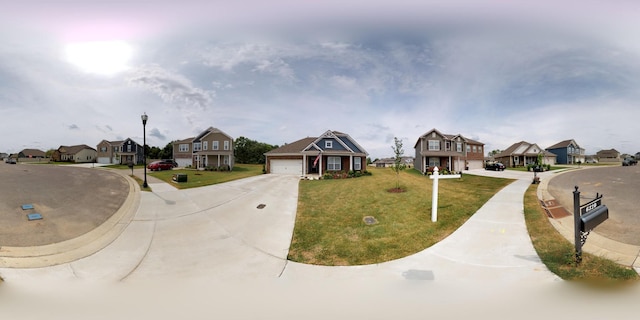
[{"x1": 1, "y1": 1, "x2": 639, "y2": 159}]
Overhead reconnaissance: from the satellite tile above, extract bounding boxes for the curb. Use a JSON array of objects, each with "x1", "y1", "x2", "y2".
[
  {"x1": 536, "y1": 168, "x2": 640, "y2": 271},
  {"x1": 0, "y1": 169, "x2": 141, "y2": 268}
]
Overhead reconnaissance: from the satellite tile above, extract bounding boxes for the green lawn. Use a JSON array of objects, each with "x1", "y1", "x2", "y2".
[
  {"x1": 148, "y1": 164, "x2": 264, "y2": 189},
  {"x1": 523, "y1": 184, "x2": 638, "y2": 282},
  {"x1": 288, "y1": 167, "x2": 512, "y2": 266}
]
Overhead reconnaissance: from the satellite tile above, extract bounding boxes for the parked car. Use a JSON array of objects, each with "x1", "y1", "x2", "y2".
[
  {"x1": 485, "y1": 162, "x2": 505, "y2": 171},
  {"x1": 622, "y1": 158, "x2": 637, "y2": 166},
  {"x1": 5, "y1": 158, "x2": 16, "y2": 164},
  {"x1": 162, "y1": 159, "x2": 178, "y2": 167},
  {"x1": 147, "y1": 160, "x2": 174, "y2": 171}
]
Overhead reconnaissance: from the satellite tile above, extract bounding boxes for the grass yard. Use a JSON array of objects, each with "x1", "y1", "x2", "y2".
[
  {"x1": 148, "y1": 164, "x2": 264, "y2": 189},
  {"x1": 523, "y1": 184, "x2": 638, "y2": 282},
  {"x1": 288, "y1": 167, "x2": 512, "y2": 266}
]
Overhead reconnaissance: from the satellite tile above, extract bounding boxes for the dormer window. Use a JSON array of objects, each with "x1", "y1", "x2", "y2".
[{"x1": 325, "y1": 141, "x2": 333, "y2": 149}]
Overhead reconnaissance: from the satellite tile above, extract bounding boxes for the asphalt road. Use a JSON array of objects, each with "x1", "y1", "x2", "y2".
[
  {"x1": 0, "y1": 163, "x2": 129, "y2": 246},
  {"x1": 547, "y1": 165, "x2": 640, "y2": 246}
]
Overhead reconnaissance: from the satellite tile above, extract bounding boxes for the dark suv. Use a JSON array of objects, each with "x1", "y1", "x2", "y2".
[{"x1": 485, "y1": 162, "x2": 505, "y2": 171}]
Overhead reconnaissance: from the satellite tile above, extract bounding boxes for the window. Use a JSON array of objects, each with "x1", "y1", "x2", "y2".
[
  {"x1": 478, "y1": 146, "x2": 482, "y2": 154},
  {"x1": 354, "y1": 157, "x2": 361, "y2": 170},
  {"x1": 223, "y1": 155, "x2": 229, "y2": 164},
  {"x1": 127, "y1": 145, "x2": 131, "y2": 152},
  {"x1": 456, "y1": 142, "x2": 462, "y2": 152},
  {"x1": 325, "y1": 141, "x2": 333, "y2": 149},
  {"x1": 472, "y1": 145, "x2": 477, "y2": 153},
  {"x1": 428, "y1": 140, "x2": 440, "y2": 151},
  {"x1": 445, "y1": 141, "x2": 451, "y2": 151},
  {"x1": 428, "y1": 157, "x2": 440, "y2": 168},
  {"x1": 466, "y1": 145, "x2": 471, "y2": 153},
  {"x1": 327, "y1": 156, "x2": 341, "y2": 171},
  {"x1": 203, "y1": 141, "x2": 208, "y2": 150},
  {"x1": 224, "y1": 141, "x2": 230, "y2": 150},
  {"x1": 179, "y1": 144, "x2": 189, "y2": 152},
  {"x1": 193, "y1": 142, "x2": 201, "y2": 151},
  {"x1": 100, "y1": 147, "x2": 107, "y2": 152},
  {"x1": 213, "y1": 141, "x2": 219, "y2": 150}
]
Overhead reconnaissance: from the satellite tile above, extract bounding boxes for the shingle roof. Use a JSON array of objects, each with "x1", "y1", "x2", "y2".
[
  {"x1": 546, "y1": 139, "x2": 578, "y2": 150},
  {"x1": 265, "y1": 137, "x2": 316, "y2": 154}
]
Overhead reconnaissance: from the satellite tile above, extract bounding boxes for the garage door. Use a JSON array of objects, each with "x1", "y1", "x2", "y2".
[
  {"x1": 175, "y1": 158, "x2": 192, "y2": 168},
  {"x1": 270, "y1": 159, "x2": 302, "y2": 175},
  {"x1": 97, "y1": 157, "x2": 111, "y2": 164}
]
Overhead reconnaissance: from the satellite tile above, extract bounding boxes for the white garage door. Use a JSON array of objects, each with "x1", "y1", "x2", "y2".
[
  {"x1": 270, "y1": 159, "x2": 302, "y2": 175},
  {"x1": 175, "y1": 158, "x2": 192, "y2": 168},
  {"x1": 467, "y1": 160, "x2": 484, "y2": 170},
  {"x1": 97, "y1": 157, "x2": 111, "y2": 164}
]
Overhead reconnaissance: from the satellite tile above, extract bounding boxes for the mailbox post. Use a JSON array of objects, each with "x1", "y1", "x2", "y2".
[
  {"x1": 429, "y1": 167, "x2": 461, "y2": 222},
  {"x1": 573, "y1": 186, "x2": 608, "y2": 264}
]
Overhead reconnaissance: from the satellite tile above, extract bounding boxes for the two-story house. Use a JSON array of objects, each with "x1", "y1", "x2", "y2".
[
  {"x1": 172, "y1": 127, "x2": 235, "y2": 169},
  {"x1": 96, "y1": 138, "x2": 144, "y2": 165},
  {"x1": 52, "y1": 144, "x2": 97, "y2": 163},
  {"x1": 546, "y1": 139, "x2": 585, "y2": 164},
  {"x1": 414, "y1": 128, "x2": 485, "y2": 173},
  {"x1": 264, "y1": 130, "x2": 368, "y2": 177}
]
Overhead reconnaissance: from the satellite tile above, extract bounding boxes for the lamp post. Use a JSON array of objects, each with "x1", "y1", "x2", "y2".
[{"x1": 141, "y1": 112, "x2": 148, "y2": 188}]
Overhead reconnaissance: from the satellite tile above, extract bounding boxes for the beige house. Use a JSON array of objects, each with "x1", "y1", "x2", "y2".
[
  {"x1": 172, "y1": 127, "x2": 234, "y2": 169},
  {"x1": 52, "y1": 144, "x2": 97, "y2": 163},
  {"x1": 494, "y1": 141, "x2": 556, "y2": 167},
  {"x1": 414, "y1": 128, "x2": 485, "y2": 173},
  {"x1": 96, "y1": 138, "x2": 144, "y2": 164},
  {"x1": 596, "y1": 149, "x2": 620, "y2": 163}
]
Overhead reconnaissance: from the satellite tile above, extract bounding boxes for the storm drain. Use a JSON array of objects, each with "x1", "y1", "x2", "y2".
[{"x1": 363, "y1": 216, "x2": 377, "y2": 225}]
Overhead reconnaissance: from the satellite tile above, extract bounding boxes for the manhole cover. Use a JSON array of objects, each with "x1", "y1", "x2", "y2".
[
  {"x1": 363, "y1": 216, "x2": 377, "y2": 225},
  {"x1": 257, "y1": 204, "x2": 266, "y2": 209}
]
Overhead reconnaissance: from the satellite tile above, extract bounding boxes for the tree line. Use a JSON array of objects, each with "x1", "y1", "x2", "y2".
[{"x1": 144, "y1": 136, "x2": 278, "y2": 164}]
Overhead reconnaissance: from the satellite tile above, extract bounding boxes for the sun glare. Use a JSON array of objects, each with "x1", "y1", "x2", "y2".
[{"x1": 65, "y1": 41, "x2": 133, "y2": 75}]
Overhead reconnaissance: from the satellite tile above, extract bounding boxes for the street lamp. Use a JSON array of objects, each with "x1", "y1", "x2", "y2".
[{"x1": 141, "y1": 112, "x2": 148, "y2": 188}]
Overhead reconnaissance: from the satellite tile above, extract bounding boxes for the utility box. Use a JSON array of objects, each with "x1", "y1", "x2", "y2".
[{"x1": 173, "y1": 174, "x2": 187, "y2": 182}]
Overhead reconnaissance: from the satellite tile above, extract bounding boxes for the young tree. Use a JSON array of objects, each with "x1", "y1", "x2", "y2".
[{"x1": 391, "y1": 137, "x2": 407, "y2": 190}]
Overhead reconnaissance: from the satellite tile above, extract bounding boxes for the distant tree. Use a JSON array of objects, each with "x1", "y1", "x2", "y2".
[
  {"x1": 158, "y1": 141, "x2": 174, "y2": 159},
  {"x1": 390, "y1": 137, "x2": 407, "y2": 191},
  {"x1": 148, "y1": 146, "x2": 161, "y2": 159},
  {"x1": 234, "y1": 136, "x2": 278, "y2": 164},
  {"x1": 489, "y1": 149, "x2": 503, "y2": 157},
  {"x1": 45, "y1": 149, "x2": 56, "y2": 158},
  {"x1": 366, "y1": 157, "x2": 372, "y2": 165}
]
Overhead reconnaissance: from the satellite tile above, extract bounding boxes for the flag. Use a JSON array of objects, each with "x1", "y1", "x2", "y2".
[{"x1": 313, "y1": 154, "x2": 320, "y2": 167}]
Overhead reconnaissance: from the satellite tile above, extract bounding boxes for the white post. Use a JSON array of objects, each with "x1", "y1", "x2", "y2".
[
  {"x1": 429, "y1": 166, "x2": 461, "y2": 222},
  {"x1": 431, "y1": 166, "x2": 439, "y2": 222}
]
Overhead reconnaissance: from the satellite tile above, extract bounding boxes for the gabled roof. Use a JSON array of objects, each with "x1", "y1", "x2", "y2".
[
  {"x1": 414, "y1": 128, "x2": 484, "y2": 148},
  {"x1": 58, "y1": 144, "x2": 96, "y2": 155},
  {"x1": 193, "y1": 127, "x2": 233, "y2": 142},
  {"x1": 19, "y1": 149, "x2": 46, "y2": 157},
  {"x1": 265, "y1": 137, "x2": 316, "y2": 155},
  {"x1": 266, "y1": 130, "x2": 368, "y2": 156},
  {"x1": 173, "y1": 137, "x2": 195, "y2": 145},
  {"x1": 547, "y1": 139, "x2": 580, "y2": 150},
  {"x1": 496, "y1": 141, "x2": 556, "y2": 158}
]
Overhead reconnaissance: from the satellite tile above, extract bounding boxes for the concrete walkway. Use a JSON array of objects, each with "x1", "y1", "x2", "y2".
[{"x1": 5, "y1": 168, "x2": 640, "y2": 318}]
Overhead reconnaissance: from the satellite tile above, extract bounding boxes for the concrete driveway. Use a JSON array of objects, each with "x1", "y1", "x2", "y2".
[{"x1": 0, "y1": 173, "x2": 300, "y2": 282}]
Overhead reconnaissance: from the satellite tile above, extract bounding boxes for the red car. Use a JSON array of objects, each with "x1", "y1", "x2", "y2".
[{"x1": 147, "y1": 160, "x2": 174, "y2": 171}]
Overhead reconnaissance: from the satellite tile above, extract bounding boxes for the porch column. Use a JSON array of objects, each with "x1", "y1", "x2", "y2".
[
  {"x1": 319, "y1": 155, "x2": 323, "y2": 176},
  {"x1": 349, "y1": 155, "x2": 353, "y2": 171},
  {"x1": 218, "y1": 154, "x2": 221, "y2": 168},
  {"x1": 303, "y1": 154, "x2": 307, "y2": 177}
]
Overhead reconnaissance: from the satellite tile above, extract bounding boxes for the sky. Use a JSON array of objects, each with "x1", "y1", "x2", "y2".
[{"x1": 1, "y1": 0, "x2": 639, "y2": 160}]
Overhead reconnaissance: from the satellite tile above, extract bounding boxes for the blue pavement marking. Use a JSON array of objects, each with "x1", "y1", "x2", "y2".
[
  {"x1": 22, "y1": 204, "x2": 35, "y2": 210},
  {"x1": 27, "y1": 213, "x2": 43, "y2": 221}
]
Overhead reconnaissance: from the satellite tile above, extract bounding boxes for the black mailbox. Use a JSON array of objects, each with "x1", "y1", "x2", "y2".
[{"x1": 580, "y1": 205, "x2": 608, "y2": 232}]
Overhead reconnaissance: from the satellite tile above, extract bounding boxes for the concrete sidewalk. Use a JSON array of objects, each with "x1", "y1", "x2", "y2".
[{"x1": 0, "y1": 169, "x2": 562, "y2": 285}]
